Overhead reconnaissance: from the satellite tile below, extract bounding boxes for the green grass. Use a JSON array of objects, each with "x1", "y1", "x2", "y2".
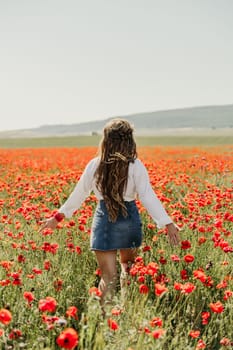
[
  {"x1": 0, "y1": 147, "x2": 232, "y2": 349},
  {"x1": 0, "y1": 135, "x2": 232, "y2": 148}
]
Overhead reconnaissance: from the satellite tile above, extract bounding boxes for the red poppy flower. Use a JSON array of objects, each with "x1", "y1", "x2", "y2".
[
  {"x1": 181, "y1": 240, "x2": 191, "y2": 250},
  {"x1": 198, "y1": 236, "x2": 207, "y2": 245},
  {"x1": 209, "y1": 301, "x2": 224, "y2": 313},
  {"x1": 38, "y1": 296, "x2": 57, "y2": 313},
  {"x1": 180, "y1": 269, "x2": 188, "y2": 280},
  {"x1": 201, "y1": 311, "x2": 210, "y2": 325},
  {"x1": 56, "y1": 328, "x2": 78, "y2": 349},
  {"x1": 154, "y1": 283, "x2": 168, "y2": 296},
  {"x1": 0, "y1": 309, "x2": 12, "y2": 325},
  {"x1": 151, "y1": 328, "x2": 165, "y2": 339},
  {"x1": 149, "y1": 317, "x2": 163, "y2": 328},
  {"x1": 88, "y1": 287, "x2": 102, "y2": 297},
  {"x1": 138, "y1": 275, "x2": 145, "y2": 283},
  {"x1": 142, "y1": 245, "x2": 151, "y2": 252},
  {"x1": 44, "y1": 260, "x2": 51, "y2": 270},
  {"x1": 181, "y1": 282, "x2": 196, "y2": 294},
  {"x1": 9, "y1": 329, "x2": 22, "y2": 339},
  {"x1": 139, "y1": 284, "x2": 149, "y2": 294},
  {"x1": 216, "y1": 280, "x2": 227, "y2": 289},
  {"x1": 183, "y1": 254, "x2": 195, "y2": 263},
  {"x1": 95, "y1": 268, "x2": 102, "y2": 276},
  {"x1": 0, "y1": 261, "x2": 14, "y2": 270},
  {"x1": 23, "y1": 291, "x2": 35, "y2": 305},
  {"x1": 108, "y1": 318, "x2": 119, "y2": 331},
  {"x1": 111, "y1": 308, "x2": 122, "y2": 316},
  {"x1": 174, "y1": 282, "x2": 183, "y2": 291},
  {"x1": 220, "y1": 338, "x2": 232, "y2": 346},
  {"x1": 66, "y1": 306, "x2": 78, "y2": 320},
  {"x1": 223, "y1": 290, "x2": 233, "y2": 301},
  {"x1": 171, "y1": 254, "x2": 180, "y2": 262},
  {"x1": 196, "y1": 339, "x2": 206, "y2": 349},
  {"x1": 193, "y1": 269, "x2": 207, "y2": 283},
  {"x1": 189, "y1": 330, "x2": 200, "y2": 338}
]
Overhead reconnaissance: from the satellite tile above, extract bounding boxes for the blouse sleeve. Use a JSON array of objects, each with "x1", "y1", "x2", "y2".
[
  {"x1": 58, "y1": 158, "x2": 96, "y2": 218},
  {"x1": 134, "y1": 159, "x2": 173, "y2": 228}
]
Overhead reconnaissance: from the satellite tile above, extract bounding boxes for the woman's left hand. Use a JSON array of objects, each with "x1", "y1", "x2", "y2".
[{"x1": 166, "y1": 223, "x2": 180, "y2": 246}]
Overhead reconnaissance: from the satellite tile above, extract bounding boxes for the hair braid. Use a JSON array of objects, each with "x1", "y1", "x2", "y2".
[{"x1": 95, "y1": 119, "x2": 137, "y2": 222}]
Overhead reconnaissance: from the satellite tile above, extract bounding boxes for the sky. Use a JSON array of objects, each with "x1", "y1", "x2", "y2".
[{"x1": 0, "y1": 0, "x2": 233, "y2": 131}]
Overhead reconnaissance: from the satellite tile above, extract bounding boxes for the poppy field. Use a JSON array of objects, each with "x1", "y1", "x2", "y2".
[{"x1": 0, "y1": 145, "x2": 232, "y2": 350}]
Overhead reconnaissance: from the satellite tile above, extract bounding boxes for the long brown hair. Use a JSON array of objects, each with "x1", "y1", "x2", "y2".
[{"x1": 95, "y1": 118, "x2": 137, "y2": 222}]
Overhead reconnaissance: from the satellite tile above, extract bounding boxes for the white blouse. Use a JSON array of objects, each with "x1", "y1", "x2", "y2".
[{"x1": 59, "y1": 157, "x2": 173, "y2": 228}]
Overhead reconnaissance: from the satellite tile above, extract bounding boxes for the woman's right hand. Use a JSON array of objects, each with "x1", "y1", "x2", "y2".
[{"x1": 39, "y1": 217, "x2": 58, "y2": 233}]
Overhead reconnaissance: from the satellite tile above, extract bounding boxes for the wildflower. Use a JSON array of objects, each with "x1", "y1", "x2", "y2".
[
  {"x1": 149, "y1": 317, "x2": 163, "y2": 328},
  {"x1": 216, "y1": 280, "x2": 227, "y2": 289},
  {"x1": 23, "y1": 291, "x2": 35, "y2": 305},
  {"x1": 181, "y1": 282, "x2": 196, "y2": 294},
  {"x1": 209, "y1": 301, "x2": 224, "y2": 313},
  {"x1": 181, "y1": 240, "x2": 191, "y2": 249},
  {"x1": 54, "y1": 279, "x2": 63, "y2": 291},
  {"x1": 143, "y1": 327, "x2": 151, "y2": 334},
  {"x1": 39, "y1": 296, "x2": 57, "y2": 313},
  {"x1": 180, "y1": 269, "x2": 188, "y2": 280},
  {"x1": 142, "y1": 245, "x2": 151, "y2": 252},
  {"x1": 0, "y1": 309, "x2": 12, "y2": 325},
  {"x1": 44, "y1": 260, "x2": 51, "y2": 270},
  {"x1": 146, "y1": 262, "x2": 159, "y2": 276},
  {"x1": 193, "y1": 269, "x2": 207, "y2": 283},
  {"x1": 174, "y1": 282, "x2": 183, "y2": 291},
  {"x1": 147, "y1": 223, "x2": 156, "y2": 230},
  {"x1": 220, "y1": 337, "x2": 232, "y2": 346},
  {"x1": 151, "y1": 328, "x2": 165, "y2": 339},
  {"x1": 108, "y1": 318, "x2": 119, "y2": 331},
  {"x1": 171, "y1": 254, "x2": 180, "y2": 262},
  {"x1": 196, "y1": 339, "x2": 206, "y2": 349},
  {"x1": 41, "y1": 228, "x2": 53, "y2": 236},
  {"x1": 32, "y1": 267, "x2": 42, "y2": 275},
  {"x1": 75, "y1": 246, "x2": 82, "y2": 254},
  {"x1": 138, "y1": 275, "x2": 145, "y2": 283},
  {"x1": 66, "y1": 306, "x2": 78, "y2": 320},
  {"x1": 223, "y1": 290, "x2": 233, "y2": 301},
  {"x1": 0, "y1": 260, "x2": 14, "y2": 270},
  {"x1": 42, "y1": 314, "x2": 59, "y2": 326},
  {"x1": 17, "y1": 254, "x2": 26, "y2": 263},
  {"x1": 154, "y1": 283, "x2": 168, "y2": 296},
  {"x1": 56, "y1": 328, "x2": 78, "y2": 349},
  {"x1": 189, "y1": 330, "x2": 200, "y2": 338},
  {"x1": 159, "y1": 256, "x2": 167, "y2": 264},
  {"x1": 201, "y1": 311, "x2": 210, "y2": 325},
  {"x1": 198, "y1": 236, "x2": 207, "y2": 245},
  {"x1": 183, "y1": 254, "x2": 195, "y2": 263},
  {"x1": 111, "y1": 308, "x2": 122, "y2": 316},
  {"x1": 88, "y1": 287, "x2": 102, "y2": 297},
  {"x1": 9, "y1": 329, "x2": 22, "y2": 339},
  {"x1": 95, "y1": 268, "x2": 101, "y2": 276},
  {"x1": 139, "y1": 284, "x2": 149, "y2": 294}
]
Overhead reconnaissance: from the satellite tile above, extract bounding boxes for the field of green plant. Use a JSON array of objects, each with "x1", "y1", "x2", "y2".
[
  {"x1": 0, "y1": 134, "x2": 233, "y2": 148},
  {"x1": 0, "y1": 145, "x2": 232, "y2": 349}
]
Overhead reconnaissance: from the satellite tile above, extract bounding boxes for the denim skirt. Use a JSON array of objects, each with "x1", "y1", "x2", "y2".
[{"x1": 90, "y1": 200, "x2": 143, "y2": 251}]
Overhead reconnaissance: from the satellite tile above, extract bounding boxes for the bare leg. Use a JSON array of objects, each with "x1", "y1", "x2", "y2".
[
  {"x1": 94, "y1": 250, "x2": 118, "y2": 313},
  {"x1": 119, "y1": 248, "x2": 137, "y2": 304}
]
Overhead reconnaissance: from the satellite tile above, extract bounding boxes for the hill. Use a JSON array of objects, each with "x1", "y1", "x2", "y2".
[{"x1": 0, "y1": 104, "x2": 233, "y2": 138}]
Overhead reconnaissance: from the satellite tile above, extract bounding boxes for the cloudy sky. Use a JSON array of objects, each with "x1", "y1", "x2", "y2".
[{"x1": 0, "y1": 0, "x2": 233, "y2": 131}]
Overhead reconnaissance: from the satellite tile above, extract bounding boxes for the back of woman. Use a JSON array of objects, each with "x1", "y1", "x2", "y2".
[{"x1": 39, "y1": 118, "x2": 180, "y2": 314}]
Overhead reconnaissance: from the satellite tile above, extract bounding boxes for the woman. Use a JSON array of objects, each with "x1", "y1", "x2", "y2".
[{"x1": 40, "y1": 118, "x2": 179, "y2": 309}]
